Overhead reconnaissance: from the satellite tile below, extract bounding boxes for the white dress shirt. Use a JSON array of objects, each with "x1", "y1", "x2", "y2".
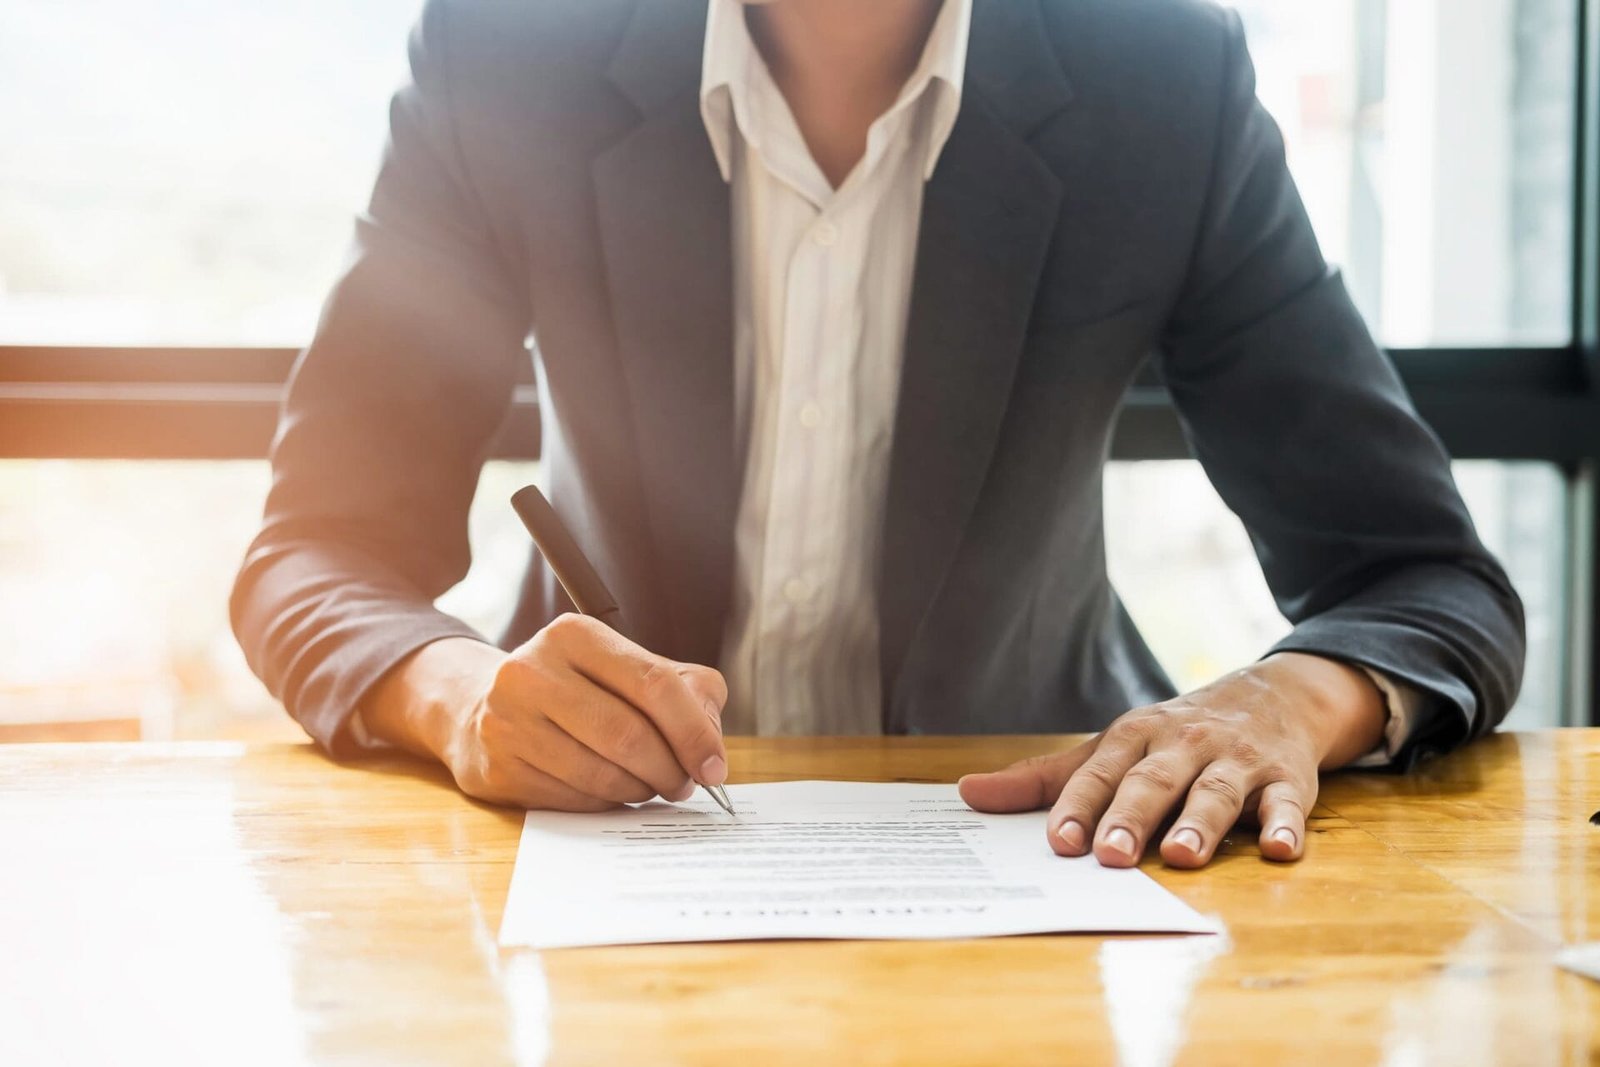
[
  {"x1": 696, "y1": 0, "x2": 1420, "y2": 759},
  {"x1": 700, "y1": 0, "x2": 971, "y2": 735}
]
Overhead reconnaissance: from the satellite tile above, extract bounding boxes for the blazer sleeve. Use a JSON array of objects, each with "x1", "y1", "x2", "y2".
[
  {"x1": 1156, "y1": 10, "x2": 1526, "y2": 768},
  {"x1": 230, "y1": 0, "x2": 532, "y2": 754}
]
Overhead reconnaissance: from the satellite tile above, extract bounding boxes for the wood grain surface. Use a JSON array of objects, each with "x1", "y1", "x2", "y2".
[{"x1": 2, "y1": 731, "x2": 1595, "y2": 1065}]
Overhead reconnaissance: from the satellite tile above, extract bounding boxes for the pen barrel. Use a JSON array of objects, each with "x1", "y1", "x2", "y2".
[{"x1": 510, "y1": 485, "x2": 625, "y2": 632}]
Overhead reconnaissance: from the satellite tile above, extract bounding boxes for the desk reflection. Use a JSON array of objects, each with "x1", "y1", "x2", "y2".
[
  {"x1": 229, "y1": 749, "x2": 533, "y2": 1066},
  {"x1": 1099, "y1": 934, "x2": 1229, "y2": 1067},
  {"x1": 5, "y1": 734, "x2": 1598, "y2": 1066}
]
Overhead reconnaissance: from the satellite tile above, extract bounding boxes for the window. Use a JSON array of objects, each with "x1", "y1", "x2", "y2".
[
  {"x1": 0, "y1": 459, "x2": 280, "y2": 739},
  {"x1": 0, "y1": 0, "x2": 419, "y2": 346},
  {"x1": 0, "y1": 459, "x2": 536, "y2": 741},
  {"x1": 1, "y1": 1, "x2": 1593, "y2": 737},
  {"x1": 1105, "y1": 461, "x2": 1570, "y2": 729},
  {"x1": 0, "y1": 458, "x2": 1566, "y2": 739},
  {"x1": 0, "y1": 1, "x2": 1577, "y2": 348},
  {"x1": 1231, "y1": 0, "x2": 1576, "y2": 346}
]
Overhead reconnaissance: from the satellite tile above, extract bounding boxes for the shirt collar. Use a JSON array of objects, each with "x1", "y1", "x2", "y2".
[{"x1": 699, "y1": 0, "x2": 972, "y2": 183}]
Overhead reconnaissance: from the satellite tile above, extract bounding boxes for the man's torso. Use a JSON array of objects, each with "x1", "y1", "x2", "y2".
[{"x1": 434, "y1": 0, "x2": 1244, "y2": 733}]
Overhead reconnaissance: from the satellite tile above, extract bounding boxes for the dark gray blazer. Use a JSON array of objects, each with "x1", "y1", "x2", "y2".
[{"x1": 231, "y1": 0, "x2": 1525, "y2": 765}]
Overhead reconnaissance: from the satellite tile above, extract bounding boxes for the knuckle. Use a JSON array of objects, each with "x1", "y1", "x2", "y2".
[
  {"x1": 702, "y1": 668, "x2": 729, "y2": 707},
  {"x1": 543, "y1": 612, "x2": 592, "y2": 650},
  {"x1": 1109, "y1": 711, "x2": 1159, "y2": 742},
  {"x1": 522, "y1": 624, "x2": 553, "y2": 658},
  {"x1": 1193, "y1": 772, "x2": 1245, "y2": 806},
  {"x1": 683, "y1": 665, "x2": 729, "y2": 709},
  {"x1": 1272, "y1": 792, "x2": 1308, "y2": 819},
  {"x1": 637, "y1": 659, "x2": 679, "y2": 706},
  {"x1": 1106, "y1": 712, "x2": 1140, "y2": 734},
  {"x1": 1267, "y1": 777, "x2": 1313, "y2": 812},
  {"x1": 1074, "y1": 760, "x2": 1122, "y2": 793},
  {"x1": 491, "y1": 653, "x2": 537, "y2": 695},
  {"x1": 1100, "y1": 718, "x2": 1137, "y2": 745},
  {"x1": 1174, "y1": 720, "x2": 1215, "y2": 749},
  {"x1": 1228, "y1": 738, "x2": 1264, "y2": 765},
  {"x1": 1124, "y1": 760, "x2": 1179, "y2": 794}
]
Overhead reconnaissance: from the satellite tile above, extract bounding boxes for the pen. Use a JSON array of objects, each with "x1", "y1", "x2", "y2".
[{"x1": 510, "y1": 484, "x2": 736, "y2": 816}]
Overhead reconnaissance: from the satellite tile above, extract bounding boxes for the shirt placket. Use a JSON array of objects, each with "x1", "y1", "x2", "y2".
[
  {"x1": 743, "y1": 77, "x2": 925, "y2": 732},
  {"x1": 757, "y1": 205, "x2": 838, "y2": 732}
]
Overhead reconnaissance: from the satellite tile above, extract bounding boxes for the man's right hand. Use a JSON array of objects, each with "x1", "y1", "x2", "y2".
[{"x1": 360, "y1": 616, "x2": 729, "y2": 811}]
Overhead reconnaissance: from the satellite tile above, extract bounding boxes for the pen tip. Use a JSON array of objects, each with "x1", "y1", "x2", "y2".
[{"x1": 706, "y1": 783, "x2": 736, "y2": 816}]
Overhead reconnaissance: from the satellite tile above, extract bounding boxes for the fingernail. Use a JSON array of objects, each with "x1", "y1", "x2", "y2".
[
  {"x1": 698, "y1": 754, "x2": 727, "y2": 786},
  {"x1": 1105, "y1": 826, "x2": 1137, "y2": 860},
  {"x1": 1057, "y1": 819, "x2": 1086, "y2": 852},
  {"x1": 1172, "y1": 827, "x2": 1203, "y2": 854},
  {"x1": 1271, "y1": 826, "x2": 1298, "y2": 850}
]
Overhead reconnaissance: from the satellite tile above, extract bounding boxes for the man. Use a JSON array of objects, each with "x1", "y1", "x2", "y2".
[{"x1": 232, "y1": 0, "x2": 1524, "y2": 870}]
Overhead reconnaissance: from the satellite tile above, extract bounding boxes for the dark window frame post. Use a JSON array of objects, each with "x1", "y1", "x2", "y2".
[{"x1": 1576, "y1": 0, "x2": 1600, "y2": 720}]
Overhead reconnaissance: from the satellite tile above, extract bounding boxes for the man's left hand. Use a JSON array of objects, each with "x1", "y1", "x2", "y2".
[{"x1": 957, "y1": 652, "x2": 1388, "y2": 868}]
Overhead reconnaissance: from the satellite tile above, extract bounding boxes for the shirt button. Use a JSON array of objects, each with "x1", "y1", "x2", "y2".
[
  {"x1": 782, "y1": 577, "x2": 811, "y2": 603},
  {"x1": 798, "y1": 401, "x2": 823, "y2": 429},
  {"x1": 812, "y1": 221, "x2": 838, "y2": 246}
]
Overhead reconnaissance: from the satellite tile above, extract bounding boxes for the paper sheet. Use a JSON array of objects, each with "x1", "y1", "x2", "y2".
[
  {"x1": 1556, "y1": 941, "x2": 1600, "y2": 982},
  {"x1": 498, "y1": 781, "x2": 1215, "y2": 948}
]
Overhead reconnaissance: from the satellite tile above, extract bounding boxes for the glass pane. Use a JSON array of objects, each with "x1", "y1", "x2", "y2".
[
  {"x1": 1228, "y1": 0, "x2": 1575, "y2": 345},
  {"x1": 0, "y1": 0, "x2": 1575, "y2": 347},
  {"x1": 0, "y1": 458, "x2": 534, "y2": 741},
  {"x1": 0, "y1": 0, "x2": 419, "y2": 346},
  {"x1": 0, "y1": 458, "x2": 1566, "y2": 740},
  {"x1": 0, "y1": 460, "x2": 279, "y2": 739},
  {"x1": 1104, "y1": 459, "x2": 1568, "y2": 730}
]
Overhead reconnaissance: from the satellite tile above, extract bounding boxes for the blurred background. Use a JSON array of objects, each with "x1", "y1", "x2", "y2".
[{"x1": 0, "y1": 0, "x2": 1593, "y2": 741}]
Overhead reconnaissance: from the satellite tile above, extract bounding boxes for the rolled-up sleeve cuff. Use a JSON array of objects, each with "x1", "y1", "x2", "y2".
[
  {"x1": 288, "y1": 615, "x2": 485, "y2": 758},
  {"x1": 1347, "y1": 668, "x2": 1428, "y2": 769}
]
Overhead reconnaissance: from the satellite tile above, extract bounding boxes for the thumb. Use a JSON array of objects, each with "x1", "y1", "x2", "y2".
[
  {"x1": 958, "y1": 743, "x2": 1097, "y2": 813},
  {"x1": 675, "y1": 663, "x2": 728, "y2": 730}
]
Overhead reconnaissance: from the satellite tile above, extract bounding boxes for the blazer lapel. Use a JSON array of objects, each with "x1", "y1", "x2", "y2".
[
  {"x1": 878, "y1": 0, "x2": 1072, "y2": 718},
  {"x1": 593, "y1": 3, "x2": 737, "y2": 666}
]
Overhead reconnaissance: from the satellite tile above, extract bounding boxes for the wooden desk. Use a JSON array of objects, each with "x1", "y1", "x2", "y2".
[{"x1": 3, "y1": 732, "x2": 1596, "y2": 1065}]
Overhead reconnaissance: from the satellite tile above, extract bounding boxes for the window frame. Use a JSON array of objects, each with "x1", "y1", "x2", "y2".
[
  {"x1": 2, "y1": 0, "x2": 1597, "y2": 720},
  {"x1": 0, "y1": 350, "x2": 1593, "y2": 463}
]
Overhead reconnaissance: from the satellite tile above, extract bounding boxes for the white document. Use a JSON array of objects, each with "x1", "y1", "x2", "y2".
[
  {"x1": 499, "y1": 781, "x2": 1215, "y2": 949},
  {"x1": 1556, "y1": 942, "x2": 1600, "y2": 982}
]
